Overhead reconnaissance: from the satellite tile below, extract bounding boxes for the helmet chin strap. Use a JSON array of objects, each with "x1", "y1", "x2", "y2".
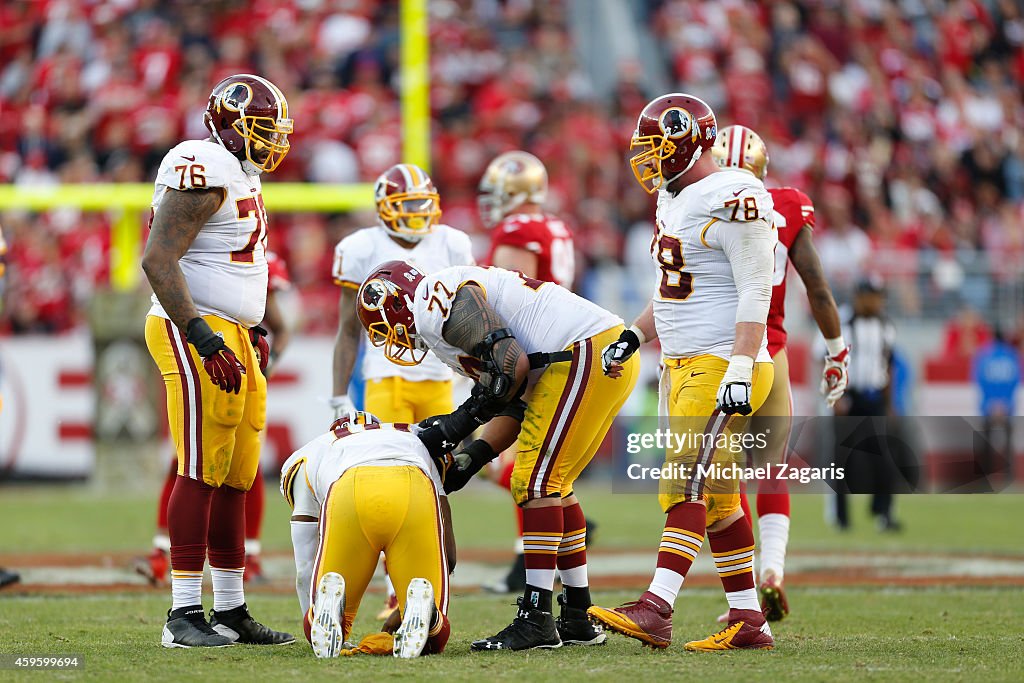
[{"x1": 662, "y1": 147, "x2": 703, "y2": 190}]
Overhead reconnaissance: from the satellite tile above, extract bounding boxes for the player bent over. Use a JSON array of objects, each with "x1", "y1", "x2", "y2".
[
  {"x1": 589, "y1": 93, "x2": 777, "y2": 651},
  {"x1": 281, "y1": 411, "x2": 466, "y2": 658},
  {"x1": 712, "y1": 125, "x2": 849, "y2": 621},
  {"x1": 143, "y1": 74, "x2": 294, "y2": 648},
  {"x1": 356, "y1": 261, "x2": 638, "y2": 651}
]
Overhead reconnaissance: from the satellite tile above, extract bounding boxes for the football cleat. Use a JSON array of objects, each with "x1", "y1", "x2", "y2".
[
  {"x1": 556, "y1": 594, "x2": 605, "y2": 646},
  {"x1": 759, "y1": 573, "x2": 789, "y2": 622},
  {"x1": 0, "y1": 568, "x2": 21, "y2": 590},
  {"x1": 310, "y1": 573, "x2": 346, "y2": 658},
  {"x1": 587, "y1": 591, "x2": 672, "y2": 649},
  {"x1": 243, "y1": 554, "x2": 266, "y2": 585},
  {"x1": 161, "y1": 605, "x2": 235, "y2": 648},
  {"x1": 393, "y1": 578, "x2": 434, "y2": 658},
  {"x1": 685, "y1": 609, "x2": 774, "y2": 651},
  {"x1": 376, "y1": 591, "x2": 400, "y2": 621},
  {"x1": 211, "y1": 603, "x2": 295, "y2": 646},
  {"x1": 470, "y1": 598, "x2": 562, "y2": 651},
  {"x1": 134, "y1": 548, "x2": 168, "y2": 587}
]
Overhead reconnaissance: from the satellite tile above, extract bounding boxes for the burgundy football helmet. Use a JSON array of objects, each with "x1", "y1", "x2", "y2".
[
  {"x1": 329, "y1": 410, "x2": 381, "y2": 438},
  {"x1": 629, "y1": 93, "x2": 717, "y2": 193},
  {"x1": 374, "y1": 163, "x2": 442, "y2": 241},
  {"x1": 204, "y1": 74, "x2": 293, "y2": 175},
  {"x1": 356, "y1": 260, "x2": 428, "y2": 366}
]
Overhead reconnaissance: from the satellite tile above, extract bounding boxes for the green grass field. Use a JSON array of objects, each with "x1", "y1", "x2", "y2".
[{"x1": 1, "y1": 483, "x2": 1022, "y2": 681}]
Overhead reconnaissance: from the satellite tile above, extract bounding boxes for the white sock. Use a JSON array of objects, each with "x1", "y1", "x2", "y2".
[
  {"x1": 385, "y1": 572, "x2": 396, "y2": 599},
  {"x1": 244, "y1": 539, "x2": 261, "y2": 556},
  {"x1": 757, "y1": 513, "x2": 790, "y2": 582},
  {"x1": 557, "y1": 564, "x2": 588, "y2": 588},
  {"x1": 513, "y1": 536, "x2": 525, "y2": 554},
  {"x1": 171, "y1": 570, "x2": 204, "y2": 611},
  {"x1": 154, "y1": 534, "x2": 171, "y2": 553},
  {"x1": 648, "y1": 567, "x2": 684, "y2": 606},
  {"x1": 725, "y1": 587, "x2": 761, "y2": 612},
  {"x1": 211, "y1": 568, "x2": 245, "y2": 612},
  {"x1": 524, "y1": 568, "x2": 556, "y2": 591}
]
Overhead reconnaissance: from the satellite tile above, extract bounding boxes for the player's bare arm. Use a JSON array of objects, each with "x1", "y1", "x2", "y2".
[
  {"x1": 491, "y1": 245, "x2": 539, "y2": 279},
  {"x1": 262, "y1": 289, "x2": 292, "y2": 371},
  {"x1": 441, "y1": 284, "x2": 529, "y2": 400},
  {"x1": 332, "y1": 286, "x2": 362, "y2": 397},
  {"x1": 789, "y1": 225, "x2": 849, "y2": 405},
  {"x1": 142, "y1": 186, "x2": 225, "y2": 330}
]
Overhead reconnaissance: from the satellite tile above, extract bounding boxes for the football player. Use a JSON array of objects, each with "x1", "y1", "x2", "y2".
[
  {"x1": 281, "y1": 411, "x2": 460, "y2": 659},
  {"x1": 712, "y1": 125, "x2": 849, "y2": 621},
  {"x1": 139, "y1": 250, "x2": 293, "y2": 587},
  {"x1": 478, "y1": 151, "x2": 577, "y2": 594},
  {"x1": 356, "y1": 261, "x2": 638, "y2": 650},
  {"x1": 588, "y1": 94, "x2": 777, "y2": 651},
  {"x1": 142, "y1": 74, "x2": 294, "y2": 648},
  {"x1": 330, "y1": 162, "x2": 474, "y2": 618}
]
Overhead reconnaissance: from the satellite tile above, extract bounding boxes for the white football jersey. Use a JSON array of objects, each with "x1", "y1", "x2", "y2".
[
  {"x1": 148, "y1": 139, "x2": 269, "y2": 327},
  {"x1": 280, "y1": 423, "x2": 445, "y2": 514},
  {"x1": 333, "y1": 225, "x2": 475, "y2": 382},
  {"x1": 411, "y1": 265, "x2": 622, "y2": 378},
  {"x1": 652, "y1": 169, "x2": 776, "y2": 361}
]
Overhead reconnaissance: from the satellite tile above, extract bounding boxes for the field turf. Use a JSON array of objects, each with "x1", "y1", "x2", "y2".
[{"x1": 0, "y1": 483, "x2": 1022, "y2": 681}]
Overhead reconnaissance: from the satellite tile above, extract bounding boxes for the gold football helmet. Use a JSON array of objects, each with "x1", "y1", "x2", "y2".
[
  {"x1": 477, "y1": 151, "x2": 548, "y2": 228},
  {"x1": 712, "y1": 125, "x2": 769, "y2": 180}
]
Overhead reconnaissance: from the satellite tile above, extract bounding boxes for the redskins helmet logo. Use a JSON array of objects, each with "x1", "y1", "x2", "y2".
[
  {"x1": 360, "y1": 279, "x2": 393, "y2": 311},
  {"x1": 659, "y1": 107, "x2": 694, "y2": 140},
  {"x1": 219, "y1": 82, "x2": 253, "y2": 113}
]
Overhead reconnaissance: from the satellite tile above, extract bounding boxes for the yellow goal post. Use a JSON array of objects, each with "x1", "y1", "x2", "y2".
[{"x1": 0, "y1": 0, "x2": 429, "y2": 293}]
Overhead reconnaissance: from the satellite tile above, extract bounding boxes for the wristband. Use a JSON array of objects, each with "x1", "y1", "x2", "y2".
[
  {"x1": 628, "y1": 324, "x2": 647, "y2": 345},
  {"x1": 825, "y1": 336, "x2": 847, "y2": 357},
  {"x1": 722, "y1": 354, "x2": 755, "y2": 384}
]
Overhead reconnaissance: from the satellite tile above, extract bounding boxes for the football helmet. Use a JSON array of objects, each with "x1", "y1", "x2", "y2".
[
  {"x1": 374, "y1": 164, "x2": 442, "y2": 241},
  {"x1": 477, "y1": 151, "x2": 548, "y2": 228},
  {"x1": 629, "y1": 93, "x2": 717, "y2": 193},
  {"x1": 204, "y1": 74, "x2": 293, "y2": 175},
  {"x1": 330, "y1": 410, "x2": 382, "y2": 437},
  {"x1": 356, "y1": 260, "x2": 428, "y2": 366},
  {"x1": 712, "y1": 125, "x2": 769, "y2": 180}
]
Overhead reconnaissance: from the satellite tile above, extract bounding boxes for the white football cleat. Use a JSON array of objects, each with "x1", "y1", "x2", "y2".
[
  {"x1": 393, "y1": 578, "x2": 434, "y2": 659},
  {"x1": 311, "y1": 572, "x2": 346, "y2": 658}
]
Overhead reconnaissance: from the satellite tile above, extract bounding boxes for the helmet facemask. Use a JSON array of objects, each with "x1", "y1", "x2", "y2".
[
  {"x1": 629, "y1": 134, "x2": 678, "y2": 194},
  {"x1": 377, "y1": 189, "x2": 441, "y2": 241},
  {"x1": 236, "y1": 115, "x2": 293, "y2": 174}
]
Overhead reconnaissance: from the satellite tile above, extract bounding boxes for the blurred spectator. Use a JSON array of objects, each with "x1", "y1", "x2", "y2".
[{"x1": 943, "y1": 305, "x2": 993, "y2": 358}]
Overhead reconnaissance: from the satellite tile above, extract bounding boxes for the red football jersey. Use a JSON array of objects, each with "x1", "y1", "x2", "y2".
[
  {"x1": 266, "y1": 250, "x2": 291, "y2": 294},
  {"x1": 766, "y1": 187, "x2": 815, "y2": 356},
  {"x1": 485, "y1": 212, "x2": 576, "y2": 289}
]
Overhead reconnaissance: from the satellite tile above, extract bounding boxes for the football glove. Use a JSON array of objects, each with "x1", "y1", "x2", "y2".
[
  {"x1": 327, "y1": 394, "x2": 355, "y2": 419},
  {"x1": 821, "y1": 345, "x2": 851, "y2": 408},
  {"x1": 186, "y1": 317, "x2": 245, "y2": 394},
  {"x1": 601, "y1": 326, "x2": 642, "y2": 377},
  {"x1": 716, "y1": 355, "x2": 754, "y2": 416},
  {"x1": 444, "y1": 439, "x2": 498, "y2": 494},
  {"x1": 248, "y1": 325, "x2": 270, "y2": 376}
]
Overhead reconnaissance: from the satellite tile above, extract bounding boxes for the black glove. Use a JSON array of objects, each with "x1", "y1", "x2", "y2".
[
  {"x1": 186, "y1": 317, "x2": 245, "y2": 394},
  {"x1": 417, "y1": 404, "x2": 482, "y2": 459},
  {"x1": 443, "y1": 439, "x2": 498, "y2": 494},
  {"x1": 601, "y1": 328, "x2": 641, "y2": 376}
]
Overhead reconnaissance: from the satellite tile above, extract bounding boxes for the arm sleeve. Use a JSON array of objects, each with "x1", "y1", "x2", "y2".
[
  {"x1": 715, "y1": 219, "x2": 776, "y2": 324},
  {"x1": 290, "y1": 520, "x2": 319, "y2": 616}
]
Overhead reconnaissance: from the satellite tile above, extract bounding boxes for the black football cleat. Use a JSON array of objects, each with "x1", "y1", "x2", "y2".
[
  {"x1": 556, "y1": 593, "x2": 606, "y2": 645},
  {"x1": 470, "y1": 598, "x2": 562, "y2": 651},
  {"x1": 210, "y1": 603, "x2": 295, "y2": 645},
  {"x1": 0, "y1": 568, "x2": 21, "y2": 590},
  {"x1": 161, "y1": 605, "x2": 235, "y2": 648}
]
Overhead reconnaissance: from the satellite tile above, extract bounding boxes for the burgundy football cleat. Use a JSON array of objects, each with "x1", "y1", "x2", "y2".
[
  {"x1": 685, "y1": 608, "x2": 774, "y2": 651},
  {"x1": 587, "y1": 591, "x2": 672, "y2": 649},
  {"x1": 759, "y1": 574, "x2": 789, "y2": 622},
  {"x1": 135, "y1": 548, "x2": 168, "y2": 587}
]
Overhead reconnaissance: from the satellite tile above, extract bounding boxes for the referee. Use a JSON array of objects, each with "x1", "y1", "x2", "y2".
[{"x1": 831, "y1": 277, "x2": 902, "y2": 531}]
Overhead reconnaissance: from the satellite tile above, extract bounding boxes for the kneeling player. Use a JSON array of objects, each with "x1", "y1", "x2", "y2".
[{"x1": 281, "y1": 411, "x2": 455, "y2": 659}]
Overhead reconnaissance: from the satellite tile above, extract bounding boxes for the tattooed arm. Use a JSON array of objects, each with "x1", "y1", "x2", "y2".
[
  {"x1": 441, "y1": 284, "x2": 530, "y2": 402},
  {"x1": 141, "y1": 187, "x2": 225, "y2": 331}
]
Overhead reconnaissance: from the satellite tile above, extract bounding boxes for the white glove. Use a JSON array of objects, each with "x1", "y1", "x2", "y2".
[
  {"x1": 821, "y1": 340, "x2": 850, "y2": 408},
  {"x1": 327, "y1": 394, "x2": 355, "y2": 418},
  {"x1": 716, "y1": 355, "x2": 754, "y2": 416}
]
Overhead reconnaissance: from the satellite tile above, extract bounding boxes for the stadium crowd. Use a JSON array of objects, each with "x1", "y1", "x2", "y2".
[{"x1": 1, "y1": 0, "x2": 1023, "y2": 338}]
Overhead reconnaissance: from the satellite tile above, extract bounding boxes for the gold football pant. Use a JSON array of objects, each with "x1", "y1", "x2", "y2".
[
  {"x1": 364, "y1": 377, "x2": 454, "y2": 424},
  {"x1": 511, "y1": 325, "x2": 639, "y2": 505},
  {"x1": 657, "y1": 354, "x2": 773, "y2": 523},
  {"x1": 145, "y1": 314, "x2": 266, "y2": 490},
  {"x1": 307, "y1": 465, "x2": 448, "y2": 639}
]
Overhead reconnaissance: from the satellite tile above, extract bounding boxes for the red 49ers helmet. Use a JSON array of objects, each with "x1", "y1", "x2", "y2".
[
  {"x1": 629, "y1": 93, "x2": 717, "y2": 193},
  {"x1": 204, "y1": 74, "x2": 293, "y2": 175},
  {"x1": 356, "y1": 260, "x2": 428, "y2": 366},
  {"x1": 374, "y1": 164, "x2": 442, "y2": 241}
]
